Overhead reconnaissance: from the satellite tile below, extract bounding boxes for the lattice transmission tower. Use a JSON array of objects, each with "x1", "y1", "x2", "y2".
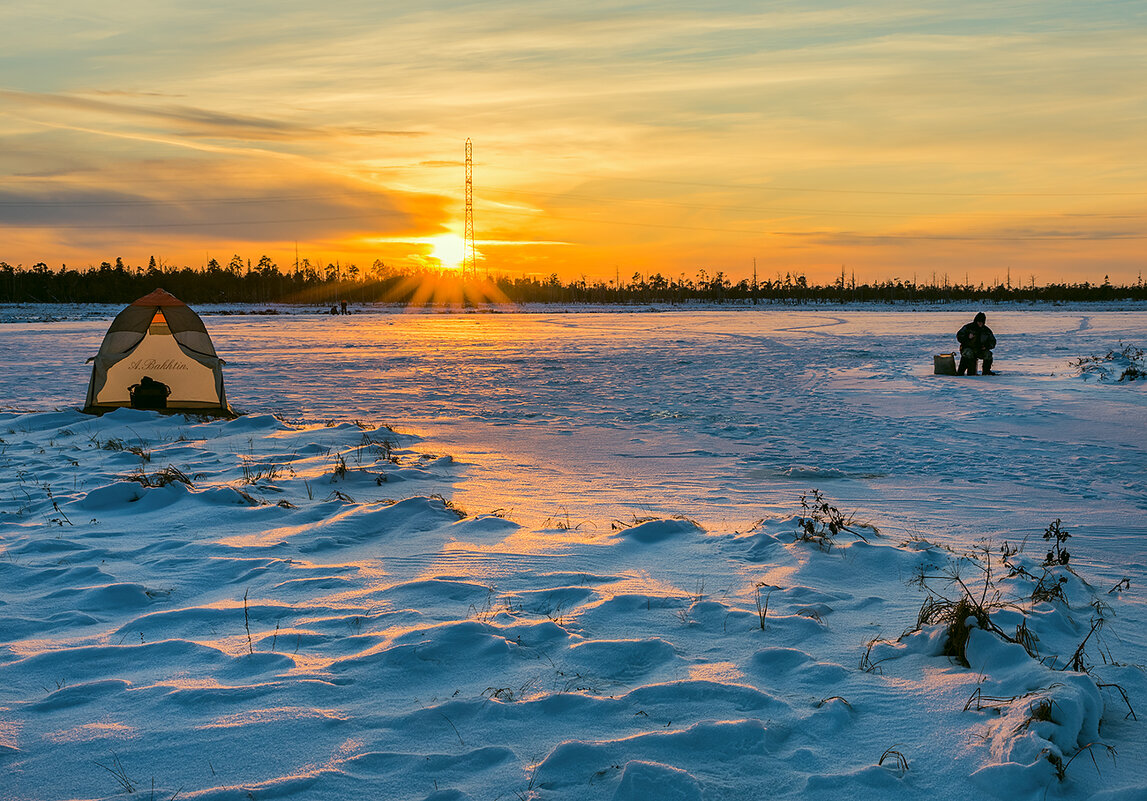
[{"x1": 463, "y1": 139, "x2": 475, "y2": 279}]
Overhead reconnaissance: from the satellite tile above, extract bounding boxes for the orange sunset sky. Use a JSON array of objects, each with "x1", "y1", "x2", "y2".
[{"x1": 1, "y1": 2, "x2": 1145, "y2": 286}]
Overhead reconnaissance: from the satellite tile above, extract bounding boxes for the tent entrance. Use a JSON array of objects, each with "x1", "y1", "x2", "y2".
[
  {"x1": 96, "y1": 326, "x2": 219, "y2": 406},
  {"x1": 83, "y1": 289, "x2": 233, "y2": 416}
]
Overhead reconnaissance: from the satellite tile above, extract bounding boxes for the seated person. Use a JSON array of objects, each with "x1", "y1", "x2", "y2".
[{"x1": 956, "y1": 312, "x2": 997, "y2": 375}]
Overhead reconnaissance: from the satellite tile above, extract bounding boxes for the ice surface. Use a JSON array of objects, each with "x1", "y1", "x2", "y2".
[{"x1": 1, "y1": 305, "x2": 1144, "y2": 800}]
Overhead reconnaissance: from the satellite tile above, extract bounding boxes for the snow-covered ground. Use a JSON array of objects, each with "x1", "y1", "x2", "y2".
[{"x1": 1, "y1": 305, "x2": 1144, "y2": 801}]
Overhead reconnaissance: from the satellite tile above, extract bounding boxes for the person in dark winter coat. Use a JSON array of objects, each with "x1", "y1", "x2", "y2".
[{"x1": 956, "y1": 312, "x2": 997, "y2": 375}]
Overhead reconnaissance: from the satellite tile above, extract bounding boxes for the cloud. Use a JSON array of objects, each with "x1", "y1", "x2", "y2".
[
  {"x1": 0, "y1": 90, "x2": 423, "y2": 143},
  {"x1": 0, "y1": 176, "x2": 448, "y2": 244}
]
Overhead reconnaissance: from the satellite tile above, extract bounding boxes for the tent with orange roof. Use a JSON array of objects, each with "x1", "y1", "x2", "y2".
[{"x1": 82, "y1": 289, "x2": 233, "y2": 416}]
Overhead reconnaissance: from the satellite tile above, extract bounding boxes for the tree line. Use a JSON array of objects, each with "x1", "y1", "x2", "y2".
[{"x1": 2, "y1": 256, "x2": 1144, "y2": 306}]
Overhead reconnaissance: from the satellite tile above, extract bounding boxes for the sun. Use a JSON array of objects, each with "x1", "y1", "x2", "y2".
[{"x1": 427, "y1": 233, "x2": 466, "y2": 271}]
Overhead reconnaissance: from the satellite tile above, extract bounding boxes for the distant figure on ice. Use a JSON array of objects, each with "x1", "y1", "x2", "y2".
[{"x1": 956, "y1": 312, "x2": 997, "y2": 375}]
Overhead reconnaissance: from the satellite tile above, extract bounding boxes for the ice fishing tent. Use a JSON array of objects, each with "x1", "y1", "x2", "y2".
[{"x1": 83, "y1": 288, "x2": 233, "y2": 416}]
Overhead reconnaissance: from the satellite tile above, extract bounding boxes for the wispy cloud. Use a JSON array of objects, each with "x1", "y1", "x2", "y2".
[{"x1": 0, "y1": 90, "x2": 424, "y2": 142}]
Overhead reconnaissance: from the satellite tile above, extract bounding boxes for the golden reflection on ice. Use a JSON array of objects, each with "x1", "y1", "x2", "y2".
[
  {"x1": 742, "y1": 564, "x2": 800, "y2": 589},
  {"x1": 687, "y1": 661, "x2": 746, "y2": 683},
  {"x1": 448, "y1": 523, "x2": 602, "y2": 555},
  {"x1": 43, "y1": 721, "x2": 136, "y2": 743},
  {"x1": 195, "y1": 707, "x2": 349, "y2": 729},
  {"x1": 214, "y1": 503, "x2": 402, "y2": 550}
]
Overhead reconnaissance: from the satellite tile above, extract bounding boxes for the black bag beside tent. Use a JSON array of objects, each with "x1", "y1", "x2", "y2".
[{"x1": 129, "y1": 376, "x2": 172, "y2": 409}]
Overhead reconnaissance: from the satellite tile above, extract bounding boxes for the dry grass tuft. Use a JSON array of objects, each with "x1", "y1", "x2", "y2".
[
  {"x1": 126, "y1": 465, "x2": 193, "y2": 488},
  {"x1": 794, "y1": 489, "x2": 875, "y2": 551},
  {"x1": 430, "y1": 493, "x2": 467, "y2": 519},
  {"x1": 878, "y1": 747, "x2": 909, "y2": 776}
]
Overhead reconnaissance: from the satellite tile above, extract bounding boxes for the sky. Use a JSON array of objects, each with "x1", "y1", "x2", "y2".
[{"x1": 1, "y1": 1, "x2": 1145, "y2": 286}]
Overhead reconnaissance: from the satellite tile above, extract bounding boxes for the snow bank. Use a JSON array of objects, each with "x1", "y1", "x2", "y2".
[{"x1": 2, "y1": 308, "x2": 1144, "y2": 801}]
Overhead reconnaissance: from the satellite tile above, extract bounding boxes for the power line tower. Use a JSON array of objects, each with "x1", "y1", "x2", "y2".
[{"x1": 464, "y1": 138, "x2": 475, "y2": 279}]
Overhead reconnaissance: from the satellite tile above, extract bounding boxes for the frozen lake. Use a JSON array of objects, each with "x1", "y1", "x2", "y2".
[
  {"x1": 4, "y1": 306, "x2": 1145, "y2": 545},
  {"x1": 2, "y1": 304, "x2": 1146, "y2": 801}
]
